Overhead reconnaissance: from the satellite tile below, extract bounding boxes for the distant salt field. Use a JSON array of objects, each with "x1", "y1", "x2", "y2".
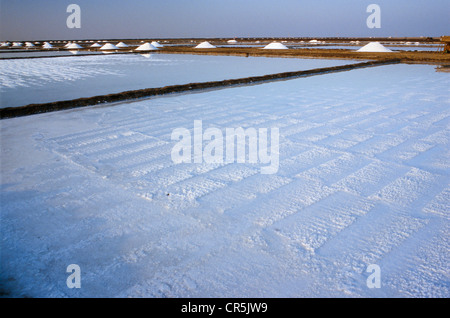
[
  {"x1": 0, "y1": 50, "x2": 105, "y2": 58},
  {"x1": 0, "y1": 53, "x2": 355, "y2": 108}
]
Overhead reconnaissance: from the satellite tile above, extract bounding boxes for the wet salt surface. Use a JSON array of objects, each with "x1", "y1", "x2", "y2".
[{"x1": 0, "y1": 53, "x2": 355, "y2": 108}]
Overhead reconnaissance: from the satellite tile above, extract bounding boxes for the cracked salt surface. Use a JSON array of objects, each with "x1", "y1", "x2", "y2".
[{"x1": 0, "y1": 62, "x2": 449, "y2": 297}]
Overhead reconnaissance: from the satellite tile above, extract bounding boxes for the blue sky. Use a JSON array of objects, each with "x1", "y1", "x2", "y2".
[{"x1": 1, "y1": 0, "x2": 449, "y2": 40}]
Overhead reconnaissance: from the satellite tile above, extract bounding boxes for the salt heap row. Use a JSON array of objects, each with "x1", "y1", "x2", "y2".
[
  {"x1": 56, "y1": 41, "x2": 164, "y2": 52},
  {"x1": 194, "y1": 40, "x2": 290, "y2": 50}
]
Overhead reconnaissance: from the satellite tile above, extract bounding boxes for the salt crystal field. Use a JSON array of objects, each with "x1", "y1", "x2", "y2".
[
  {"x1": 0, "y1": 50, "x2": 104, "y2": 59},
  {"x1": 0, "y1": 54, "x2": 355, "y2": 108},
  {"x1": 1, "y1": 50, "x2": 449, "y2": 298}
]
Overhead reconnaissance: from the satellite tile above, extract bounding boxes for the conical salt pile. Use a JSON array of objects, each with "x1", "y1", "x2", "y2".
[
  {"x1": 12, "y1": 42, "x2": 23, "y2": 47},
  {"x1": 116, "y1": 42, "x2": 129, "y2": 48},
  {"x1": 25, "y1": 42, "x2": 35, "y2": 47},
  {"x1": 227, "y1": 39, "x2": 238, "y2": 44},
  {"x1": 357, "y1": 42, "x2": 393, "y2": 53},
  {"x1": 100, "y1": 43, "x2": 119, "y2": 50},
  {"x1": 263, "y1": 42, "x2": 288, "y2": 49},
  {"x1": 195, "y1": 41, "x2": 216, "y2": 49},
  {"x1": 135, "y1": 43, "x2": 158, "y2": 51},
  {"x1": 151, "y1": 41, "x2": 163, "y2": 48},
  {"x1": 42, "y1": 42, "x2": 54, "y2": 49},
  {"x1": 66, "y1": 43, "x2": 83, "y2": 49},
  {"x1": 90, "y1": 43, "x2": 102, "y2": 48}
]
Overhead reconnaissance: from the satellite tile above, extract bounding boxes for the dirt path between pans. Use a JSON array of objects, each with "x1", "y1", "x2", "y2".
[{"x1": 0, "y1": 59, "x2": 401, "y2": 119}]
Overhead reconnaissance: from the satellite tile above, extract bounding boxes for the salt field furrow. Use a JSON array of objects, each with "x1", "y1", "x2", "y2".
[{"x1": 1, "y1": 62, "x2": 449, "y2": 298}]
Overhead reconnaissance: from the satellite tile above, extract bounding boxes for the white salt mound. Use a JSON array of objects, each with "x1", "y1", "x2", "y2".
[
  {"x1": 357, "y1": 42, "x2": 393, "y2": 53},
  {"x1": 195, "y1": 41, "x2": 216, "y2": 49},
  {"x1": 90, "y1": 43, "x2": 102, "y2": 48},
  {"x1": 42, "y1": 42, "x2": 53, "y2": 49},
  {"x1": 228, "y1": 39, "x2": 238, "y2": 44},
  {"x1": 25, "y1": 42, "x2": 35, "y2": 47},
  {"x1": 66, "y1": 43, "x2": 83, "y2": 49},
  {"x1": 151, "y1": 41, "x2": 163, "y2": 48},
  {"x1": 116, "y1": 42, "x2": 129, "y2": 48},
  {"x1": 263, "y1": 42, "x2": 288, "y2": 50},
  {"x1": 135, "y1": 43, "x2": 158, "y2": 51},
  {"x1": 100, "y1": 43, "x2": 119, "y2": 50}
]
